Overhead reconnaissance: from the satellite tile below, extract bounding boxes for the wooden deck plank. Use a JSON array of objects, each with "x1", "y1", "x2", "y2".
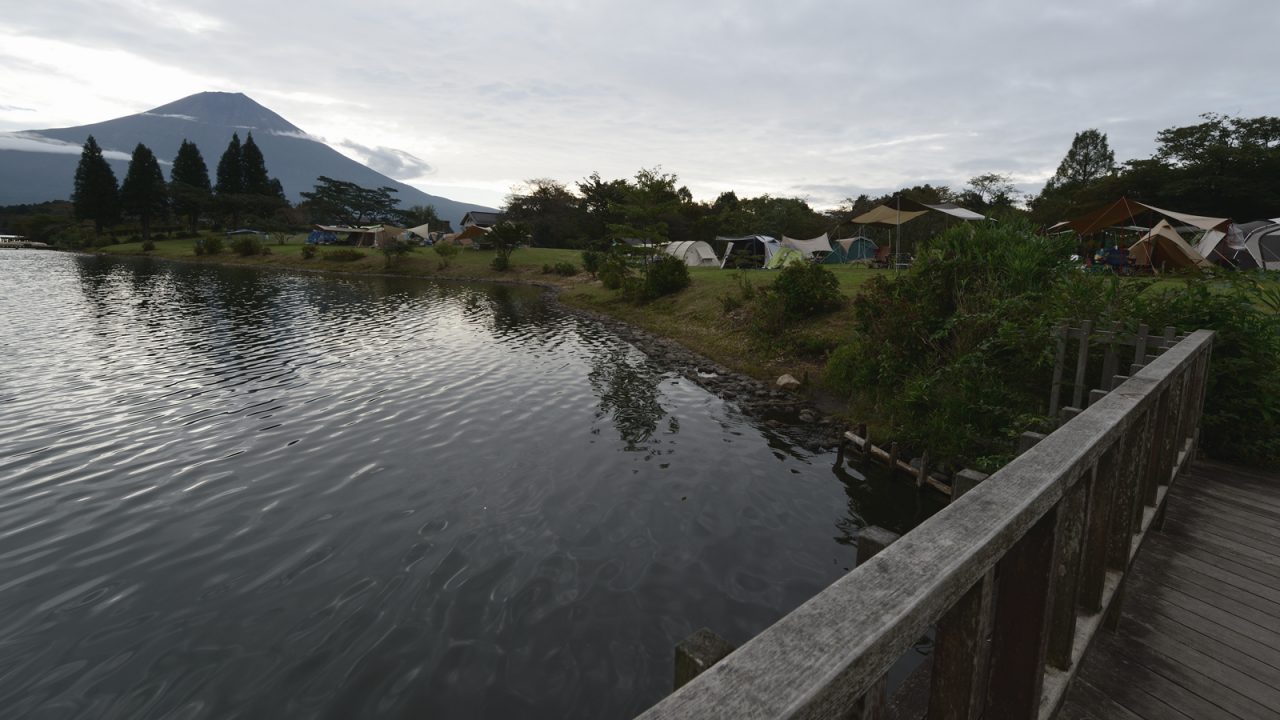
[{"x1": 1058, "y1": 460, "x2": 1280, "y2": 720}]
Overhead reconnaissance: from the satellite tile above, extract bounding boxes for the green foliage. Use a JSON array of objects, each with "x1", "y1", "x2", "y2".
[
  {"x1": 194, "y1": 235, "x2": 223, "y2": 256},
  {"x1": 637, "y1": 255, "x2": 690, "y2": 301},
  {"x1": 486, "y1": 222, "x2": 526, "y2": 271},
  {"x1": 580, "y1": 250, "x2": 602, "y2": 276},
  {"x1": 300, "y1": 244, "x2": 317, "y2": 259},
  {"x1": 769, "y1": 262, "x2": 843, "y2": 316},
  {"x1": 229, "y1": 234, "x2": 264, "y2": 256},
  {"x1": 380, "y1": 238, "x2": 413, "y2": 268},
  {"x1": 322, "y1": 248, "x2": 365, "y2": 262},
  {"x1": 119, "y1": 143, "x2": 168, "y2": 242},
  {"x1": 433, "y1": 241, "x2": 458, "y2": 269},
  {"x1": 300, "y1": 176, "x2": 403, "y2": 225},
  {"x1": 169, "y1": 139, "x2": 211, "y2": 235},
  {"x1": 141, "y1": 239, "x2": 155, "y2": 252},
  {"x1": 1132, "y1": 277, "x2": 1280, "y2": 466},
  {"x1": 552, "y1": 261, "x2": 578, "y2": 276},
  {"x1": 239, "y1": 133, "x2": 272, "y2": 196},
  {"x1": 215, "y1": 133, "x2": 244, "y2": 195},
  {"x1": 72, "y1": 135, "x2": 120, "y2": 234},
  {"x1": 825, "y1": 219, "x2": 1280, "y2": 470}
]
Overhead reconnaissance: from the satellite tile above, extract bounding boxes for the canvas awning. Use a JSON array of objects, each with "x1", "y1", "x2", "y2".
[
  {"x1": 1062, "y1": 198, "x2": 1231, "y2": 236},
  {"x1": 782, "y1": 233, "x2": 833, "y2": 258},
  {"x1": 850, "y1": 198, "x2": 985, "y2": 225}
]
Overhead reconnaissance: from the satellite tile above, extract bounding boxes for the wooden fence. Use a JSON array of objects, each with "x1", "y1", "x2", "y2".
[{"x1": 637, "y1": 328, "x2": 1214, "y2": 720}]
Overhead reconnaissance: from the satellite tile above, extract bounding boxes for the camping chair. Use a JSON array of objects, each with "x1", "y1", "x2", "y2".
[{"x1": 873, "y1": 245, "x2": 892, "y2": 269}]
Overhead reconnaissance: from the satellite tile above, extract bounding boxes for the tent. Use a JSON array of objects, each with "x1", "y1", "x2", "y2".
[
  {"x1": 849, "y1": 198, "x2": 986, "y2": 265},
  {"x1": 1243, "y1": 222, "x2": 1280, "y2": 270},
  {"x1": 1062, "y1": 198, "x2": 1231, "y2": 237},
  {"x1": 781, "y1": 233, "x2": 833, "y2": 260},
  {"x1": 764, "y1": 246, "x2": 805, "y2": 269},
  {"x1": 823, "y1": 236, "x2": 879, "y2": 264},
  {"x1": 401, "y1": 223, "x2": 433, "y2": 243},
  {"x1": 1194, "y1": 223, "x2": 1262, "y2": 269},
  {"x1": 664, "y1": 240, "x2": 720, "y2": 267},
  {"x1": 717, "y1": 234, "x2": 780, "y2": 268},
  {"x1": 1129, "y1": 221, "x2": 1211, "y2": 272},
  {"x1": 442, "y1": 224, "x2": 491, "y2": 247}
]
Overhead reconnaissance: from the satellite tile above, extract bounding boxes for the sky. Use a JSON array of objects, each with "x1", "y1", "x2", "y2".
[{"x1": 2, "y1": 0, "x2": 1278, "y2": 210}]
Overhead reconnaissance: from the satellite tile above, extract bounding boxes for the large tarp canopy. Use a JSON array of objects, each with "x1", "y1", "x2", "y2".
[
  {"x1": 1129, "y1": 220, "x2": 1211, "y2": 271},
  {"x1": 850, "y1": 198, "x2": 985, "y2": 225},
  {"x1": 1063, "y1": 198, "x2": 1231, "y2": 236},
  {"x1": 402, "y1": 223, "x2": 433, "y2": 239},
  {"x1": 781, "y1": 233, "x2": 833, "y2": 258}
]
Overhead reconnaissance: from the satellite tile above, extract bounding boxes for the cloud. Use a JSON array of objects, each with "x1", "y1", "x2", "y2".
[
  {"x1": 142, "y1": 112, "x2": 197, "y2": 121},
  {"x1": 337, "y1": 140, "x2": 435, "y2": 180},
  {"x1": 0, "y1": 131, "x2": 132, "y2": 161}
]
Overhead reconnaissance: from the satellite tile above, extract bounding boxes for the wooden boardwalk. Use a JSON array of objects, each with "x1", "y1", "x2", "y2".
[{"x1": 1058, "y1": 459, "x2": 1280, "y2": 720}]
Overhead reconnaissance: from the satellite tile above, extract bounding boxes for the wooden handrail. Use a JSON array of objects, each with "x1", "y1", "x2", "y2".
[{"x1": 637, "y1": 329, "x2": 1214, "y2": 720}]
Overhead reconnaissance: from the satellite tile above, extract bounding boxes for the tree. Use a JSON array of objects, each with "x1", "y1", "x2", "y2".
[
  {"x1": 71, "y1": 135, "x2": 119, "y2": 234},
  {"x1": 503, "y1": 178, "x2": 583, "y2": 247},
  {"x1": 119, "y1": 143, "x2": 168, "y2": 242},
  {"x1": 486, "y1": 221, "x2": 527, "y2": 271},
  {"x1": 402, "y1": 204, "x2": 443, "y2": 229},
  {"x1": 1045, "y1": 129, "x2": 1115, "y2": 192},
  {"x1": 215, "y1": 133, "x2": 244, "y2": 196},
  {"x1": 959, "y1": 173, "x2": 1018, "y2": 212},
  {"x1": 169, "y1": 139, "x2": 211, "y2": 234},
  {"x1": 240, "y1": 133, "x2": 272, "y2": 196},
  {"x1": 299, "y1": 176, "x2": 403, "y2": 225}
]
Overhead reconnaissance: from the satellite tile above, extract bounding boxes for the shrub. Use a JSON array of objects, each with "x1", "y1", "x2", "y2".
[
  {"x1": 553, "y1": 261, "x2": 578, "y2": 276},
  {"x1": 770, "y1": 262, "x2": 842, "y2": 316},
  {"x1": 229, "y1": 235, "x2": 264, "y2": 257},
  {"x1": 380, "y1": 239, "x2": 413, "y2": 268},
  {"x1": 141, "y1": 239, "x2": 156, "y2": 252},
  {"x1": 487, "y1": 222, "x2": 527, "y2": 271},
  {"x1": 323, "y1": 248, "x2": 365, "y2": 262},
  {"x1": 300, "y1": 244, "x2": 318, "y2": 259},
  {"x1": 581, "y1": 250, "x2": 602, "y2": 276},
  {"x1": 490, "y1": 255, "x2": 511, "y2": 271},
  {"x1": 638, "y1": 254, "x2": 690, "y2": 301},
  {"x1": 194, "y1": 236, "x2": 223, "y2": 256},
  {"x1": 434, "y1": 241, "x2": 459, "y2": 269}
]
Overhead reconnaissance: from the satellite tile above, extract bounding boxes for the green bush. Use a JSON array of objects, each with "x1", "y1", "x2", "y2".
[
  {"x1": 770, "y1": 262, "x2": 843, "y2": 316},
  {"x1": 490, "y1": 254, "x2": 511, "y2": 271},
  {"x1": 300, "y1": 244, "x2": 317, "y2": 259},
  {"x1": 194, "y1": 236, "x2": 223, "y2": 256},
  {"x1": 323, "y1": 248, "x2": 365, "y2": 262},
  {"x1": 141, "y1": 240, "x2": 156, "y2": 252},
  {"x1": 434, "y1": 241, "x2": 459, "y2": 269},
  {"x1": 635, "y1": 255, "x2": 690, "y2": 302},
  {"x1": 229, "y1": 235, "x2": 264, "y2": 257},
  {"x1": 380, "y1": 239, "x2": 413, "y2": 269},
  {"x1": 581, "y1": 250, "x2": 602, "y2": 276},
  {"x1": 554, "y1": 261, "x2": 578, "y2": 276}
]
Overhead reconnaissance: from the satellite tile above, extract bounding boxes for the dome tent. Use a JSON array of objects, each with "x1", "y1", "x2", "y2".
[
  {"x1": 824, "y1": 236, "x2": 878, "y2": 263},
  {"x1": 716, "y1": 235, "x2": 780, "y2": 268},
  {"x1": 663, "y1": 240, "x2": 720, "y2": 267}
]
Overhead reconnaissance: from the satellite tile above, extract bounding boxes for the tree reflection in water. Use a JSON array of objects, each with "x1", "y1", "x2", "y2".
[{"x1": 588, "y1": 347, "x2": 671, "y2": 451}]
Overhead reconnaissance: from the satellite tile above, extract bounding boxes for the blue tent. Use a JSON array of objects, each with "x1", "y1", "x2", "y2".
[{"x1": 823, "y1": 236, "x2": 878, "y2": 263}]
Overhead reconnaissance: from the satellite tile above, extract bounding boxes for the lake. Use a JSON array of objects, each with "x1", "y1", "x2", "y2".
[{"x1": 0, "y1": 250, "x2": 939, "y2": 718}]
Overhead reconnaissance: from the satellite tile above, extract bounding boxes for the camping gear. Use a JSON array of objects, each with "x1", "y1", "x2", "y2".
[
  {"x1": 1194, "y1": 223, "x2": 1262, "y2": 269},
  {"x1": 1242, "y1": 221, "x2": 1280, "y2": 270},
  {"x1": 717, "y1": 235, "x2": 780, "y2": 268},
  {"x1": 663, "y1": 240, "x2": 720, "y2": 267},
  {"x1": 1129, "y1": 221, "x2": 1211, "y2": 272},
  {"x1": 824, "y1": 236, "x2": 878, "y2": 264},
  {"x1": 764, "y1": 246, "x2": 806, "y2": 269}
]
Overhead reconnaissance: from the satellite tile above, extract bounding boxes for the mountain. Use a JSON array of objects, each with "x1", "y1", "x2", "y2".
[{"x1": 0, "y1": 92, "x2": 493, "y2": 227}]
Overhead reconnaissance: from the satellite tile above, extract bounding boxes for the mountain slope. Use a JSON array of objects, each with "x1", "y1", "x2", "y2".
[{"x1": 0, "y1": 92, "x2": 492, "y2": 227}]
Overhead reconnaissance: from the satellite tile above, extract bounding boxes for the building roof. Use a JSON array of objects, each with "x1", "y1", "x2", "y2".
[{"x1": 461, "y1": 211, "x2": 501, "y2": 227}]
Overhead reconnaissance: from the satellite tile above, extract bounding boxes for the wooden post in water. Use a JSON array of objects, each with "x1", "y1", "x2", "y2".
[{"x1": 674, "y1": 629, "x2": 736, "y2": 690}]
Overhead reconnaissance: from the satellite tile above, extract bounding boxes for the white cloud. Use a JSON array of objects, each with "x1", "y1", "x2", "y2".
[{"x1": 0, "y1": 131, "x2": 132, "y2": 161}]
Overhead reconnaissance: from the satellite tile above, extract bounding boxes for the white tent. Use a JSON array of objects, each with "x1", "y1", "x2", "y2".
[
  {"x1": 401, "y1": 223, "x2": 433, "y2": 242},
  {"x1": 1194, "y1": 224, "x2": 1263, "y2": 269},
  {"x1": 781, "y1": 233, "x2": 833, "y2": 260},
  {"x1": 664, "y1": 240, "x2": 720, "y2": 267}
]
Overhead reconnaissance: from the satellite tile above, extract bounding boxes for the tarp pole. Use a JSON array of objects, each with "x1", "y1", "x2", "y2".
[{"x1": 895, "y1": 195, "x2": 901, "y2": 272}]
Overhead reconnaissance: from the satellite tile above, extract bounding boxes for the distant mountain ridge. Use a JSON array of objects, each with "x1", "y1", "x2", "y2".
[{"x1": 0, "y1": 92, "x2": 493, "y2": 227}]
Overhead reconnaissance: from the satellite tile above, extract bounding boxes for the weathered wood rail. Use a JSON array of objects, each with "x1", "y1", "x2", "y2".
[{"x1": 636, "y1": 328, "x2": 1214, "y2": 720}]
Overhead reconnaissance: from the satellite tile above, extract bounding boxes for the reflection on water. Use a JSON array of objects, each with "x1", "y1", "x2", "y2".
[{"x1": 0, "y1": 251, "x2": 942, "y2": 719}]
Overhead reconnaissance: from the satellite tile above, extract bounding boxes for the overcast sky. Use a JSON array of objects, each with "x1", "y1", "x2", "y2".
[{"x1": 2, "y1": 1, "x2": 1277, "y2": 209}]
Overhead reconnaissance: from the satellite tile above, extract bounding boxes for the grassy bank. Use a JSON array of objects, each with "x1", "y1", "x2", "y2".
[{"x1": 99, "y1": 236, "x2": 882, "y2": 391}]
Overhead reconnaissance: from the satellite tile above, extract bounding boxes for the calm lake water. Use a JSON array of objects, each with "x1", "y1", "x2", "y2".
[{"x1": 0, "y1": 250, "x2": 939, "y2": 719}]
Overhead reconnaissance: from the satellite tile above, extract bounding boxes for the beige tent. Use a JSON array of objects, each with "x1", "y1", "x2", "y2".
[
  {"x1": 663, "y1": 240, "x2": 720, "y2": 267},
  {"x1": 443, "y1": 224, "x2": 491, "y2": 247},
  {"x1": 1129, "y1": 220, "x2": 1211, "y2": 272}
]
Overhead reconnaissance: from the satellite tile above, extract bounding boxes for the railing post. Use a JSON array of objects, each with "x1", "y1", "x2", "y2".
[
  {"x1": 1071, "y1": 320, "x2": 1093, "y2": 410},
  {"x1": 984, "y1": 503, "x2": 1064, "y2": 720},
  {"x1": 1079, "y1": 441, "x2": 1121, "y2": 613},
  {"x1": 1048, "y1": 323, "x2": 1068, "y2": 421},
  {"x1": 1047, "y1": 469, "x2": 1091, "y2": 670}
]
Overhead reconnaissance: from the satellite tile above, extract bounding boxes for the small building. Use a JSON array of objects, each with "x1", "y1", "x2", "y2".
[{"x1": 460, "y1": 211, "x2": 501, "y2": 229}]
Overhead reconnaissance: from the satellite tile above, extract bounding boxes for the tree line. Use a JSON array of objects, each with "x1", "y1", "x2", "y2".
[{"x1": 498, "y1": 112, "x2": 1279, "y2": 252}]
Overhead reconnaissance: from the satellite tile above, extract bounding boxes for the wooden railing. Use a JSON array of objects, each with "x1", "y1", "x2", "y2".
[{"x1": 637, "y1": 329, "x2": 1214, "y2": 720}]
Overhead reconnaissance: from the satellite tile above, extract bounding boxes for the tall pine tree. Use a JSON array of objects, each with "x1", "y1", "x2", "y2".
[
  {"x1": 120, "y1": 143, "x2": 168, "y2": 243},
  {"x1": 215, "y1": 133, "x2": 243, "y2": 196},
  {"x1": 72, "y1": 135, "x2": 120, "y2": 235},
  {"x1": 169, "y1": 139, "x2": 211, "y2": 234},
  {"x1": 240, "y1": 133, "x2": 272, "y2": 196}
]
